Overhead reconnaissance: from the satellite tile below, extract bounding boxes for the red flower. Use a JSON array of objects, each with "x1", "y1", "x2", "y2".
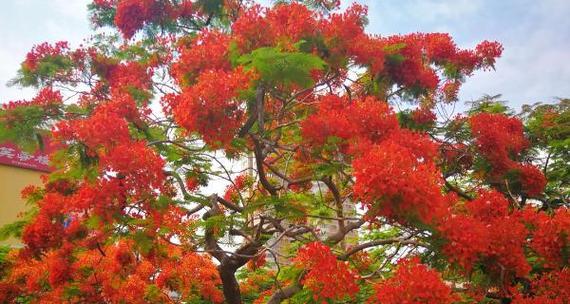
[
  {"x1": 439, "y1": 213, "x2": 490, "y2": 271},
  {"x1": 475, "y1": 40, "x2": 504, "y2": 69},
  {"x1": 266, "y1": 2, "x2": 317, "y2": 47},
  {"x1": 353, "y1": 140, "x2": 448, "y2": 225},
  {"x1": 531, "y1": 208, "x2": 570, "y2": 268},
  {"x1": 440, "y1": 80, "x2": 461, "y2": 102},
  {"x1": 223, "y1": 174, "x2": 249, "y2": 202},
  {"x1": 470, "y1": 112, "x2": 528, "y2": 173},
  {"x1": 114, "y1": 0, "x2": 157, "y2": 39},
  {"x1": 516, "y1": 163, "x2": 547, "y2": 197},
  {"x1": 24, "y1": 41, "x2": 69, "y2": 71},
  {"x1": 512, "y1": 268, "x2": 570, "y2": 303},
  {"x1": 231, "y1": 5, "x2": 271, "y2": 53},
  {"x1": 107, "y1": 61, "x2": 152, "y2": 93},
  {"x1": 440, "y1": 190, "x2": 531, "y2": 278},
  {"x1": 370, "y1": 257, "x2": 457, "y2": 304},
  {"x1": 54, "y1": 107, "x2": 131, "y2": 152},
  {"x1": 301, "y1": 94, "x2": 355, "y2": 148},
  {"x1": 441, "y1": 142, "x2": 473, "y2": 172},
  {"x1": 411, "y1": 106, "x2": 437, "y2": 125},
  {"x1": 2, "y1": 87, "x2": 62, "y2": 110},
  {"x1": 301, "y1": 95, "x2": 399, "y2": 152},
  {"x1": 466, "y1": 190, "x2": 510, "y2": 221},
  {"x1": 320, "y1": 3, "x2": 368, "y2": 65},
  {"x1": 171, "y1": 30, "x2": 232, "y2": 86},
  {"x1": 424, "y1": 33, "x2": 457, "y2": 62},
  {"x1": 99, "y1": 141, "x2": 166, "y2": 194},
  {"x1": 172, "y1": 67, "x2": 255, "y2": 148},
  {"x1": 294, "y1": 242, "x2": 359, "y2": 301}
]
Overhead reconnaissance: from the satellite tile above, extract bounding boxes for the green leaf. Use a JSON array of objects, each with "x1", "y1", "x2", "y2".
[
  {"x1": 196, "y1": 0, "x2": 224, "y2": 15},
  {"x1": 238, "y1": 47, "x2": 325, "y2": 88},
  {"x1": 0, "y1": 245, "x2": 11, "y2": 264},
  {"x1": 85, "y1": 215, "x2": 102, "y2": 229},
  {"x1": 0, "y1": 220, "x2": 28, "y2": 241},
  {"x1": 0, "y1": 105, "x2": 53, "y2": 152},
  {"x1": 132, "y1": 232, "x2": 154, "y2": 254}
]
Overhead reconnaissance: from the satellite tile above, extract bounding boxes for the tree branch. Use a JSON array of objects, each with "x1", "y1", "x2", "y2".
[
  {"x1": 267, "y1": 284, "x2": 302, "y2": 304},
  {"x1": 252, "y1": 137, "x2": 279, "y2": 196},
  {"x1": 444, "y1": 180, "x2": 474, "y2": 201},
  {"x1": 339, "y1": 238, "x2": 426, "y2": 260}
]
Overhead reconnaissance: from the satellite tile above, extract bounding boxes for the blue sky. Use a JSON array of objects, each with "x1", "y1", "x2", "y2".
[{"x1": 1, "y1": 0, "x2": 569, "y2": 110}]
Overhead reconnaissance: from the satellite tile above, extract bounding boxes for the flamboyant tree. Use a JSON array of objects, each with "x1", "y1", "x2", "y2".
[{"x1": 0, "y1": 1, "x2": 568, "y2": 303}]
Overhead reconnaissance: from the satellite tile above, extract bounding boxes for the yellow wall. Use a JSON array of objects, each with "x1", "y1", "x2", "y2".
[{"x1": 0, "y1": 164, "x2": 42, "y2": 246}]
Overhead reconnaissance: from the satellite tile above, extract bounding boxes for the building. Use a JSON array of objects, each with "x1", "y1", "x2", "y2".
[{"x1": 0, "y1": 141, "x2": 51, "y2": 246}]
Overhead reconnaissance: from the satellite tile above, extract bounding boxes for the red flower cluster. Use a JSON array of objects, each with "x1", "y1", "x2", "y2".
[
  {"x1": 23, "y1": 41, "x2": 69, "y2": 71},
  {"x1": 172, "y1": 67, "x2": 254, "y2": 148},
  {"x1": 185, "y1": 176, "x2": 200, "y2": 192},
  {"x1": 438, "y1": 213, "x2": 489, "y2": 270},
  {"x1": 294, "y1": 242, "x2": 359, "y2": 302},
  {"x1": 171, "y1": 30, "x2": 231, "y2": 86},
  {"x1": 300, "y1": 94, "x2": 355, "y2": 148},
  {"x1": 348, "y1": 97, "x2": 401, "y2": 144},
  {"x1": 223, "y1": 174, "x2": 249, "y2": 202},
  {"x1": 2, "y1": 87, "x2": 62, "y2": 110},
  {"x1": 107, "y1": 61, "x2": 152, "y2": 93},
  {"x1": 440, "y1": 142, "x2": 473, "y2": 173},
  {"x1": 440, "y1": 80, "x2": 461, "y2": 102},
  {"x1": 232, "y1": 3, "x2": 317, "y2": 51},
  {"x1": 530, "y1": 208, "x2": 570, "y2": 268},
  {"x1": 6, "y1": 203, "x2": 222, "y2": 303},
  {"x1": 439, "y1": 190, "x2": 530, "y2": 278},
  {"x1": 370, "y1": 257, "x2": 457, "y2": 304},
  {"x1": 470, "y1": 113, "x2": 528, "y2": 171},
  {"x1": 321, "y1": 4, "x2": 390, "y2": 75},
  {"x1": 517, "y1": 163, "x2": 548, "y2": 197},
  {"x1": 302, "y1": 95, "x2": 446, "y2": 226},
  {"x1": 21, "y1": 176, "x2": 146, "y2": 253},
  {"x1": 99, "y1": 141, "x2": 166, "y2": 194},
  {"x1": 470, "y1": 113, "x2": 547, "y2": 196},
  {"x1": 231, "y1": 5, "x2": 271, "y2": 53},
  {"x1": 229, "y1": 1, "x2": 502, "y2": 94},
  {"x1": 513, "y1": 268, "x2": 570, "y2": 303},
  {"x1": 266, "y1": 2, "x2": 317, "y2": 47},
  {"x1": 384, "y1": 129, "x2": 440, "y2": 161},
  {"x1": 114, "y1": 0, "x2": 158, "y2": 39},
  {"x1": 301, "y1": 95, "x2": 399, "y2": 151},
  {"x1": 380, "y1": 33, "x2": 501, "y2": 90},
  {"x1": 476, "y1": 40, "x2": 504, "y2": 69},
  {"x1": 95, "y1": 0, "x2": 210, "y2": 35},
  {"x1": 155, "y1": 250, "x2": 224, "y2": 303},
  {"x1": 21, "y1": 193, "x2": 67, "y2": 252},
  {"x1": 382, "y1": 34, "x2": 439, "y2": 89},
  {"x1": 90, "y1": 244, "x2": 221, "y2": 302},
  {"x1": 352, "y1": 140, "x2": 448, "y2": 225},
  {"x1": 411, "y1": 106, "x2": 437, "y2": 125},
  {"x1": 55, "y1": 105, "x2": 132, "y2": 152}
]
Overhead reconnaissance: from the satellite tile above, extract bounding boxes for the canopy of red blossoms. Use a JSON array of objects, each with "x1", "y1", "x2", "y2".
[{"x1": 0, "y1": 1, "x2": 567, "y2": 304}]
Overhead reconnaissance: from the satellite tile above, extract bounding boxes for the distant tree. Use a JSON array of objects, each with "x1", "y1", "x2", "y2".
[{"x1": 0, "y1": 1, "x2": 567, "y2": 303}]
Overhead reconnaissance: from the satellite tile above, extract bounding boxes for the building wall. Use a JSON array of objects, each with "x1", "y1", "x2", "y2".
[{"x1": 0, "y1": 164, "x2": 42, "y2": 246}]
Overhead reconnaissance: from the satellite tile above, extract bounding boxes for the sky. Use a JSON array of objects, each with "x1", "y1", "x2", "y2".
[{"x1": 0, "y1": 0, "x2": 569, "y2": 110}]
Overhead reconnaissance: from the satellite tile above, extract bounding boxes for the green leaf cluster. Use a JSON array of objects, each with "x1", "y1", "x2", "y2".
[{"x1": 238, "y1": 47, "x2": 325, "y2": 88}]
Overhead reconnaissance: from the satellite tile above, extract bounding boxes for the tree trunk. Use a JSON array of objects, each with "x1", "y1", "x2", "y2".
[{"x1": 219, "y1": 264, "x2": 242, "y2": 304}]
